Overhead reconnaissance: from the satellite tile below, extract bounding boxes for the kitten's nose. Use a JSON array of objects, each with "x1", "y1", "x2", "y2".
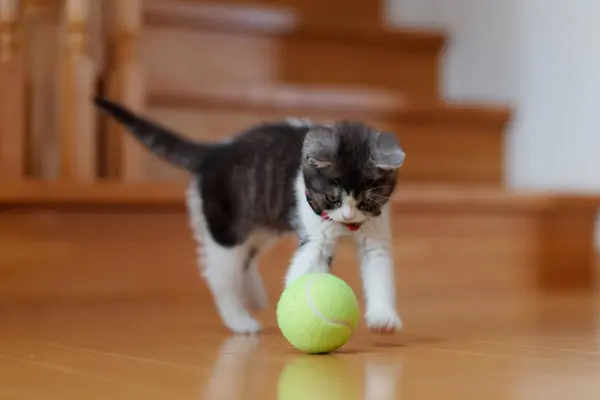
[{"x1": 342, "y1": 205, "x2": 356, "y2": 220}]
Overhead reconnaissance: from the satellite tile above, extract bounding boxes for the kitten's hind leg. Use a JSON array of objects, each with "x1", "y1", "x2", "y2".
[
  {"x1": 186, "y1": 178, "x2": 261, "y2": 334},
  {"x1": 202, "y1": 238, "x2": 263, "y2": 334},
  {"x1": 241, "y1": 235, "x2": 277, "y2": 312},
  {"x1": 242, "y1": 252, "x2": 268, "y2": 312}
]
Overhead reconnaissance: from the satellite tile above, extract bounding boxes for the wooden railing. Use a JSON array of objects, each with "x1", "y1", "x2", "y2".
[
  {"x1": 0, "y1": 0, "x2": 26, "y2": 180},
  {"x1": 0, "y1": 0, "x2": 145, "y2": 185},
  {"x1": 104, "y1": 0, "x2": 145, "y2": 182},
  {"x1": 58, "y1": 0, "x2": 96, "y2": 181}
]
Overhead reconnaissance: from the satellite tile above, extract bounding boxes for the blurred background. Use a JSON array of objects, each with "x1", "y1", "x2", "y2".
[
  {"x1": 0, "y1": 0, "x2": 599, "y2": 314},
  {"x1": 2, "y1": 1, "x2": 600, "y2": 398}
]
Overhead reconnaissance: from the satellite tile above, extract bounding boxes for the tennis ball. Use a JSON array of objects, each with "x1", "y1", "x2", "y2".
[{"x1": 276, "y1": 273, "x2": 359, "y2": 354}]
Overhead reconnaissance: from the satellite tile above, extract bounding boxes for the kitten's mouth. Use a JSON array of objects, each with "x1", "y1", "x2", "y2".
[
  {"x1": 320, "y1": 212, "x2": 363, "y2": 231},
  {"x1": 341, "y1": 222, "x2": 362, "y2": 231},
  {"x1": 304, "y1": 190, "x2": 364, "y2": 231}
]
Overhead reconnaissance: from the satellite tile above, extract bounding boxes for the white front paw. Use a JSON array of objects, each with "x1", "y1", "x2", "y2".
[
  {"x1": 224, "y1": 314, "x2": 263, "y2": 335},
  {"x1": 365, "y1": 306, "x2": 403, "y2": 334}
]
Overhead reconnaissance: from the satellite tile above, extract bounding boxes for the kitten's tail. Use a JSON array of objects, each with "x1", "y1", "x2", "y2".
[{"x1": 94, "y1": 96, "x2": 211, "y2": 172}]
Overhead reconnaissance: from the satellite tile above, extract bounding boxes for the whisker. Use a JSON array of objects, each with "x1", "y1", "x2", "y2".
[
  {"x1": 370, "y1": 200, "x2": 386, "y2": 207},
  {"x1": 364, "y1": 181, "x2": 392, "y2": 191},
  {"x1": 367, "y1": 186, "x2": 394, "y2": 191},
  {"x1": 362, "y1": 220, "x2": 378, "y2": 235},
  {"x1": 362, "y1": 219, "x2": 388, "y2": 240},
  {"x1": 371, "y1": 194, "x2": 393, "y2": 202},
  {"x1": 370, "y1": 190, "x2": 393, "y2": 196},
  {"x1": 367, "y1": 196, "x2": 392, "y2": 207}
]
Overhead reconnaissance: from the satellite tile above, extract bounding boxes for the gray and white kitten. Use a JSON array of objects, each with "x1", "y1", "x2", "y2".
[{"x1": 95, "y1": 97, "x2": 406, "y2": 334}]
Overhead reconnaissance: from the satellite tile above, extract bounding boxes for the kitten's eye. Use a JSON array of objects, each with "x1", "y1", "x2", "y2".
[
  {"x1": 325, "y1": 194, "x2": 338, "y2": 202},
  {"x1": 325, "y1": 194, "x2": 341, "y2": 207}
]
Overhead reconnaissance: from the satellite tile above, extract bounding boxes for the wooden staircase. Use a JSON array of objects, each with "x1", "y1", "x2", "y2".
[
  {"x1": 0, "y1": 0, "x2": 598, "y2": 301},
  {"x1": 106, "y1": 0, "x2": 508, "y2": 185}
]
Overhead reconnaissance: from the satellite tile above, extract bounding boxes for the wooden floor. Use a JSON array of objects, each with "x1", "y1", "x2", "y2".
[
  {"x1": 2, "y1": 210, "x2": 600, "y2": 399},
  {"x1": 2, "y1": 293, "x2": 600, "y2": 399}
]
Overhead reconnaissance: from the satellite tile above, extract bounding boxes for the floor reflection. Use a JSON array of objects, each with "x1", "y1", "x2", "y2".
[
  {"x1": 278, "y1": 354, "x2": 403, "y2": 400},
  {"x1": 201, "y1": 334, "x2": 405, "y2": 400},
  {"x1": 202, "y1": 335, "x2": 263, "y2": 399}
]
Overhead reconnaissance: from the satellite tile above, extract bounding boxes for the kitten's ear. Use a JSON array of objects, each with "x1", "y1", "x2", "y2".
[
  {"x1": 303, "y1": 126, "x2": 337, "y2": 169},
  {"x1": 373, "y1": 132, "x2": 405, "y2": 171}
]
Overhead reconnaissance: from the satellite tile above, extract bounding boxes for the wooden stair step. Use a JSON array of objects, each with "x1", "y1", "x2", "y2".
[
  {"x1": 140, "y1": 85, "x2": 510, "y2": 184},
  {"x1": 1, "y1": 181, "x2": 597, "y2": 297},
  {"x1": 161, "y1": 0, "x2": 385, "y2": 27},
  {"x1": 0, "y1": 181, "x2": 596, "y2": 210},
  {"x1": 144, "y1": 0, "x2": 445, "y2": 48},
  {"x1": 141, "y1": 0, "x2": 445, "y2": 98},
  {"x1": 149, "y1": 85, "x2": 508, "y2": 124}
]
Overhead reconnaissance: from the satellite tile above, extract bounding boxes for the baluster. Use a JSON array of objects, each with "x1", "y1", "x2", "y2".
[
  {"x1": 58, "y1": 0, "x2": 96, "y2": 180},
  {"x1": 105, "y1": 0, "x2": 145, "y2": 181},
  {"x1": 0, "y1": 0, "x2": 18, "y2": 63},
  {"x1": 0, "y1": 0, "x2": 25, "y2": 180}
]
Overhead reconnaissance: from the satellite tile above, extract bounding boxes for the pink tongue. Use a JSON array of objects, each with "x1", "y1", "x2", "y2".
[{"x1": 345, "y1": 223, "x2": 361, "y2": 231}]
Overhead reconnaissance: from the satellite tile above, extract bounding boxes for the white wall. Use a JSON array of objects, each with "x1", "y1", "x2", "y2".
[{"x1": 386, "y1": 0, "x2": 600, "y2": 192}]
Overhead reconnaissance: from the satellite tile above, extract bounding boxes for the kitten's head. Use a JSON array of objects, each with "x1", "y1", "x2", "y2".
[{"x1": 302, "y1": 121, "x2": 405, "y2": 224}]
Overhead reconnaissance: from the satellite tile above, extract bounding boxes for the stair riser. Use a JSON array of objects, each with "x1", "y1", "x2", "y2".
[
  {"x1": 141, "y1": 27, "x2": 440, "y2": 99},
  {"x1": 0, "y1": 209, "x2": 581, "y2": 301},
  {"x1": 134, "y1": 107, "x2": 502, "y2": 184}
]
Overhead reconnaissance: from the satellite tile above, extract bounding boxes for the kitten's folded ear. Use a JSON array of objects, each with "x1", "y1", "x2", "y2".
[
  {"x1": 373, "y1": 132, "x2": 405, "y2": 171},
  {"x1": 302, "y1": 126, "x2": 337, "y2": 169}
]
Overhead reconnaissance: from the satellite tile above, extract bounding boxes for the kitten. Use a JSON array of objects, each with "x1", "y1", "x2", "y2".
[{"x1": 94, "y1": 97, "x2": 406, "y2": 334}]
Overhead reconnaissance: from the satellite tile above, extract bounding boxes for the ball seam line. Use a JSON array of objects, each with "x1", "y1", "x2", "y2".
[{"x1": 305, "y1": 275, "x2": 354, "y2": 331}]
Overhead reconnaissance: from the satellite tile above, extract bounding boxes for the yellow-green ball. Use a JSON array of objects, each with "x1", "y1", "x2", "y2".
[{"x1": 276, "y1": 273, "x2": 359, "y2": 354}]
